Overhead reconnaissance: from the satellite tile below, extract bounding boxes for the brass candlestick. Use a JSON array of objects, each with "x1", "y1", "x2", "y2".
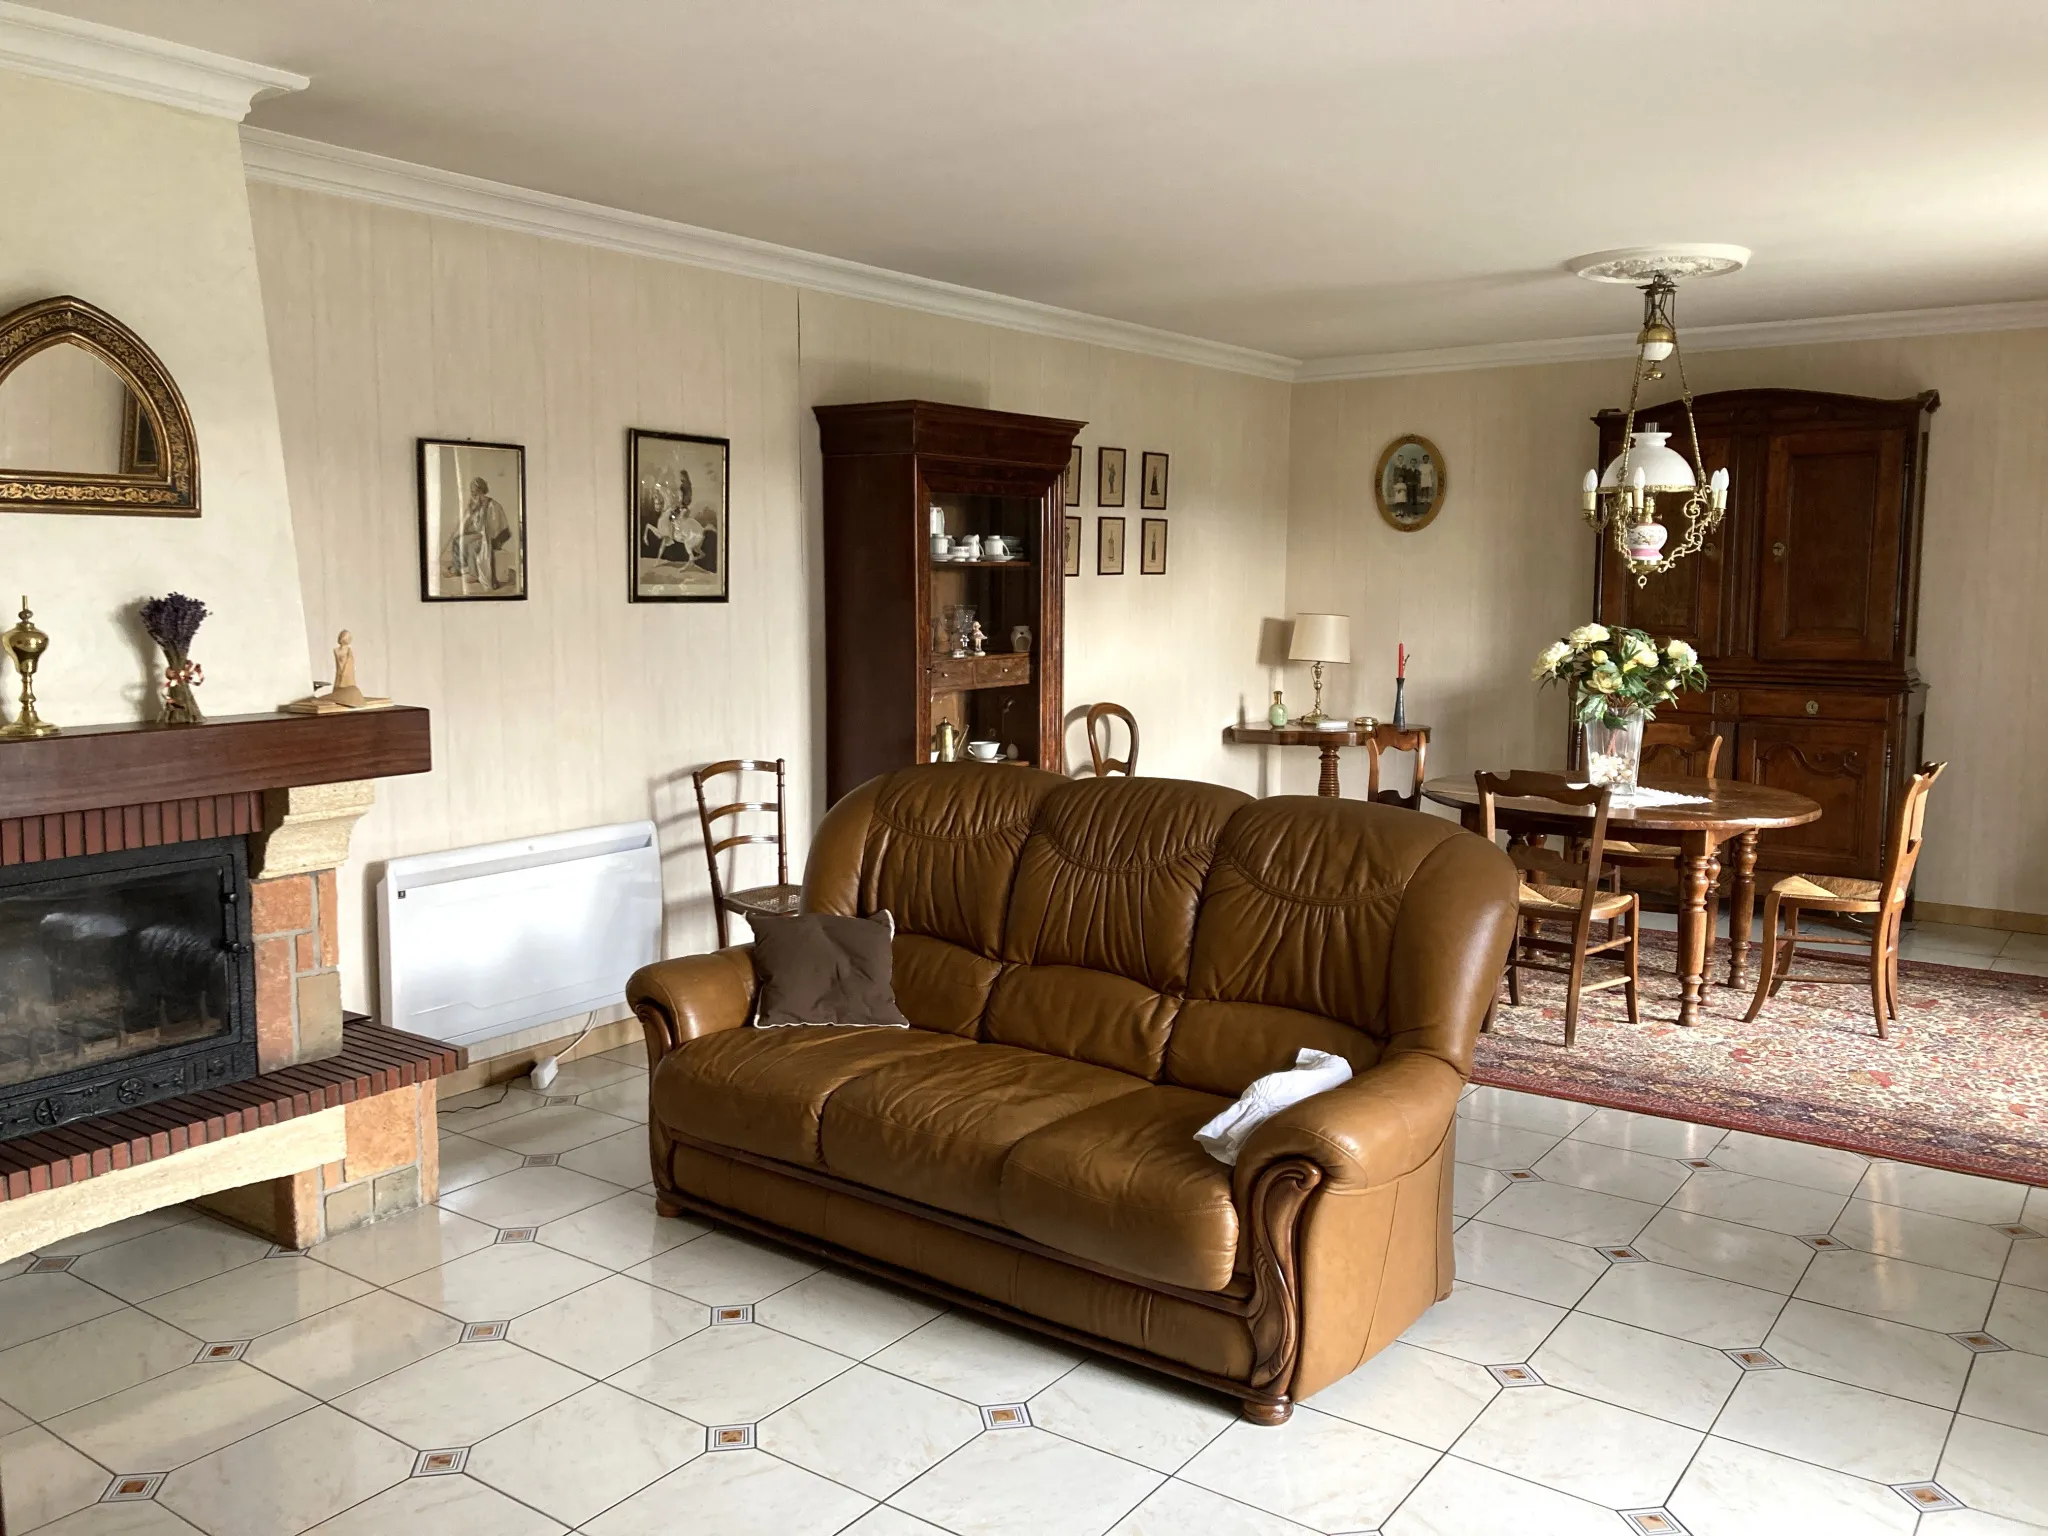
[{"x1": 0, "y1": 597, "x2": 59, "y2": 739}]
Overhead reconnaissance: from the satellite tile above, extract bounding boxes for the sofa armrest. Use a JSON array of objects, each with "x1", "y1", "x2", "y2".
[
  {"x1": 625, "y1": 947, "x2": 758, "y2": 1067},
  {"x1": 1230, "y1": 1050, "x2": 1464, "y2": 1202}
]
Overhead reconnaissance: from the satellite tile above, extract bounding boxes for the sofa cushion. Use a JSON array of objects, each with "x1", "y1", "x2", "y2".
[
  {"x1": 1165, "y1": 1000, "x2": 1381, "y2": 1100},
  {"x1": 982, "y1": 963, "x2": 1178, "y2": 1079},
  {"x1": 819, "y1": 1042, "x2": 1149, "y2": 1224},
  {"x1": 999, "y1": 1085, "x2": 1240, "y2": 1291},
  {"x1": 652, "y1": 1024, "x2": 971, "y2": 1167},
  {"x1": 750, "y1": 910, "x2": 908, "y2": 1029},
  {"x1": 890, "y1": 933, "x2": 1005, "y2": 1039}
]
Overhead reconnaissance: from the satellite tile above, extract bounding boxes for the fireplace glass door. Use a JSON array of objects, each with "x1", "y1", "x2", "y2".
[{"x1": 0, "y1": 838, "x2": 258, "y2": 1140}]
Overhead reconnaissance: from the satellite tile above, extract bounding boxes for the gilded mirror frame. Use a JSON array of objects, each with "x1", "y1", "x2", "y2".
[{"x1": 0, "y1": 295, "x2": 200, "y2": 516}]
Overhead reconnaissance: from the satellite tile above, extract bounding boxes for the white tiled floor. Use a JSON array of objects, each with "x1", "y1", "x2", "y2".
[{"x1": 4, "y1": 1034, "x2": 2048, "y2": 1534}]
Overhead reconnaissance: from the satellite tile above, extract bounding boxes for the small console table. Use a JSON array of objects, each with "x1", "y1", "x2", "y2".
[{"x1": 1225, "y1": 722, "x2": 1430, "y2": 799}]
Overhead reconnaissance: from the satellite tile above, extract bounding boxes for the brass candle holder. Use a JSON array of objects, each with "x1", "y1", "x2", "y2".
[{"x1": 0, "y1": 597, "x2": 59, "y2": 739}]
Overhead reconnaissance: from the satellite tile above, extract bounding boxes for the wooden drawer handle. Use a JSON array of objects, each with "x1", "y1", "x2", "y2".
[{"x1": 1772, "y1": 541, "x2": 1788, "y2": 559}]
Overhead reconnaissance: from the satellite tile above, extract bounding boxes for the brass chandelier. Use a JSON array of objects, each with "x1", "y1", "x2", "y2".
[{"x1": 1571, "y1": 246, "x2": 1748, "y2": 585}]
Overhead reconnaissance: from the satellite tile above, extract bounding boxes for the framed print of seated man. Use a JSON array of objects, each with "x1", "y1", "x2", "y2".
[{"x1": 632, "y1": 428, "x2": 732, "y2": 603}]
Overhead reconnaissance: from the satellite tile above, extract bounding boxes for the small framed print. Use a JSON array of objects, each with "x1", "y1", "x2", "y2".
[
  {"x1": 1063, "y1": 514, "x2": 1082, "y2": 577},
  {"x1": 631, "y1": 429, "x2": 731, "y2": 602},
  {"x1": 1097, "y1": 446, "x2": 1126, "y2": 508},
  {"x1": 418, "y1": 438, "x2": 527, "y2": 601},
  {"x1": 1374, "y1": 433, "x2": 1446, "y2": 532},
  {"x1": 1064, "y1": 444, "x2": 1083, "y2": 507},
  {"x1": 1097, "y1": 514, "x2": 1126, "y2": 574},
  {"x1": 1140, "y1": 451, "x2": 1169, "y2": 510},
  {"x1": 1140, "y1": 517, "x2": 1168, "y2": 574}
]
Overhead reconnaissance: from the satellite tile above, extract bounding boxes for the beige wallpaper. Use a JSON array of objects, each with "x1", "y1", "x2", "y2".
[
  {"x1": 1, "y1": 71, "x2": 311, "y2": 721},
  {"x1": 1285, "y1": 328, "x2": 2048, "y2": 916},
  {"x1": 248, "y1": 184, "x2": 1292, "y2": 1004}
]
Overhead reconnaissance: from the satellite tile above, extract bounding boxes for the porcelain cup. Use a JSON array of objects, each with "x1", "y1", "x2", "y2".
[
  {"x1": 965, "y1": 739, "x2": 1000, "y2": 761},
  {"x1": 931, "y1": 534, "x2": 953, "y2": 559}
]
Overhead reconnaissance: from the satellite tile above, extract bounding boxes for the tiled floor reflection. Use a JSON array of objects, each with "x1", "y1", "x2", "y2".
[{"x1": 4, "y1": 1033, "x2": 2048, "y2": 1533}]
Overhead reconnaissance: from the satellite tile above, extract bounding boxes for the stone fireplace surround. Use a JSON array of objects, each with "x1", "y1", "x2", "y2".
[{"x1": 0, "y1": 707, "x2": 441, "y2": 1260}]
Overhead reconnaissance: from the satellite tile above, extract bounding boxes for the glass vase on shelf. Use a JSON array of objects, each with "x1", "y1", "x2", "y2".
[{"x1": 1581, "y1": 705, "x2": 1645, "y2": 791}]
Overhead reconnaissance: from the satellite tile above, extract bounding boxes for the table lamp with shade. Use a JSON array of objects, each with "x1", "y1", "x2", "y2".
[{"x1": 1287, "y1": 612, "x2": 1351, "y2": 725}]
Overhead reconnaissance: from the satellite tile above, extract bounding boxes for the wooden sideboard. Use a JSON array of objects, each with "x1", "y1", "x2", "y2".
[{"x1": 1592, "y1": 388, "x2": 1936, "y2": 881}]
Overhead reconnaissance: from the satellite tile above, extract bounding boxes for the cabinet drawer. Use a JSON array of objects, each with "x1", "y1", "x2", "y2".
[
  {"x1": 928, "y1": 652, "x2": 1031, "y2": 692},
  {"x1": 1739, "y1": 689, "x2": 1889, "y2": 721}
]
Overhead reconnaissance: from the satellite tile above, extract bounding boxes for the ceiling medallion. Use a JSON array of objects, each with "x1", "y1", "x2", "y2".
[{"x1": 1570, "y1": 245, "x2": 1750, "y2": 585}]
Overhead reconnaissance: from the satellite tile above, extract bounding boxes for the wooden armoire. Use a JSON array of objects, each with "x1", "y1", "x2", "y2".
[
  {"x1": 816, "y1": 400, "x2": 1084, "y2": 804},
  {"x1": 1592, "y1": 387, "x2": 1938, "y2": 881}
]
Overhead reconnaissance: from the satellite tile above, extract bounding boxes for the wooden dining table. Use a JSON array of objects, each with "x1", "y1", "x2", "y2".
[{"x1": 1420, "y1": 775, "x2": 1823, "y2": 1028}]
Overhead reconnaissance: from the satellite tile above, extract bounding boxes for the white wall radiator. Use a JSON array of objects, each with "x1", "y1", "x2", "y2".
[{"x1": 377, "y1": 821, "x2": 662, "y2": 1052}]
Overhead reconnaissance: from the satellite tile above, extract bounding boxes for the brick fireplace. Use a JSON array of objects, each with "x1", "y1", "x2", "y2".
[{"x1": 0, "y1": 707, "x2": 443, "y2": 1258}]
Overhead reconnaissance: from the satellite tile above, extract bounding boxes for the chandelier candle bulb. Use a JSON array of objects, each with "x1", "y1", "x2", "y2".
[{"x1": 1581, "y1": 469, "x2": 1598, "y2": 515}]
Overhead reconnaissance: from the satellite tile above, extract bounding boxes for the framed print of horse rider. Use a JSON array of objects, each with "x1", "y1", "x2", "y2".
[
  {"x1": 417, "y1": 438, "x2": 527, "y2": 601},
  {"x1": 630, "y1": 429, "x2": 730, "y2": 604}
]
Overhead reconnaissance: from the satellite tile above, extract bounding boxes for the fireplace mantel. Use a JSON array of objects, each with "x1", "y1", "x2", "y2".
[{"x1": 0, "y1": 707, "x2": 432, "y2": 821}]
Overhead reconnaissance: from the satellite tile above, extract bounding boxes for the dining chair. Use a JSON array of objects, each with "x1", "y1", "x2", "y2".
[
  {"x1": 1743, "y1": 761, "x2": 1946, "y2": 1039},
  {"x1": 1602, "y1": 720, "x2": 1724, "y2": 889},
  {"x1": 1365, "y1": 726, "x2": 1428, "y2": 809},
  {"x1": 1477, "y1": 770, "x2": 1640, "y2": 1047},
  {"x1": 1086, "y1": 703, "x2": 1140, "y2": 776},
  {"x1": 692, "y1": 758, "x2": 804, "y2": 948}
]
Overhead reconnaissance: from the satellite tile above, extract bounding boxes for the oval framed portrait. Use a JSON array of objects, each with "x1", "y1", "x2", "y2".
[{"x1": 1374, "y1": 434, "x2": 1446, "y2": 532}]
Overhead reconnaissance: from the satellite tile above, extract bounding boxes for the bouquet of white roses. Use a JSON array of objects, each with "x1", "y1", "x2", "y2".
[{"x1": 1532, "y1": 623, "x2": 1706, "y2": 728}]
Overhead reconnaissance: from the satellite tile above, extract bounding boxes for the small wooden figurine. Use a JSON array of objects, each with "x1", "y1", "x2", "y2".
[{"x1": 284, "y1": 629, "x2": 393, "y2": 715}]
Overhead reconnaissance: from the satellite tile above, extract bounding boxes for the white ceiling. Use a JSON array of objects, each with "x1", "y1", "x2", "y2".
[{"x1": 27, "y1": 0, "x2": 2048, "y2": 363}]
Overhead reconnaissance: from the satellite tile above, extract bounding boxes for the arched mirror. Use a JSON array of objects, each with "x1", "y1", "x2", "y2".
[{"x1": 0, "y1": 296, "x2": 199, "y2": 516}]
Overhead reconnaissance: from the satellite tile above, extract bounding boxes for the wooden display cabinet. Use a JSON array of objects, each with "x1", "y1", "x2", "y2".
[
  {"x1": 815, "y1": 401, "x2": 1084, "y2": 804},
  {"x1": 1590, "y1": 388, "x2": 1936, "y2": 883}
]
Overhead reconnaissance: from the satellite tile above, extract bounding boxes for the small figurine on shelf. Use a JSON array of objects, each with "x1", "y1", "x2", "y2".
[
  {"x1": 284, "y1": 629, "x2": 394, "y2": 715},
  {"x1": 0, "y1": 598, "x2": 58, "y2": 739},
  {"x1": 1268, "y1": 690, "x2": 1288, "y2": 728},
  {"x1": 140, "y1": 592, "x2": 208, "y2": 725},
  {"x1": 968, "y1": 622, "x2": 986, "y2": 657}
]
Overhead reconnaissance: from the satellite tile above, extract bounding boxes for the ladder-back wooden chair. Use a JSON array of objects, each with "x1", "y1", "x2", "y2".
[
  {"x1": 1603, "y1": 720, "x2": 1724, "y2": 890},
  {"x1": 1085, "y1": 703, "x2": 1140, "y2": 777},
  {"x1": 1365, "y1": 726, "x2": 1428, "y2": 809},
  {"x1": 1478, "y1": 770, "x2": 1641, "y2": 1047},
  {"x1": 1744, "y1": 761, "x2": 1946, "y2": 1039},
  {"x1": 692, "y1": 758, "x2": 803, "y2": 948}
]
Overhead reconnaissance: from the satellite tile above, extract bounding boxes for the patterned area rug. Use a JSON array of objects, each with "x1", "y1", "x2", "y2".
[{"x1": 1472, "y1": 930, "x2": 2048, "y2": 1186}]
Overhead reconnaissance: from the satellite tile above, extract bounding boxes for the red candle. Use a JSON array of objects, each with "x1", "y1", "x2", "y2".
[{"x1": 1397, "y1": 643, "x2": 1406, "y2": 678}]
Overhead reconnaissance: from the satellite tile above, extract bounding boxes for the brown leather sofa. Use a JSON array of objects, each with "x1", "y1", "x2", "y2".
[{"x1": 627, "y1": 765, "x2": 1516, "y2": 1423}]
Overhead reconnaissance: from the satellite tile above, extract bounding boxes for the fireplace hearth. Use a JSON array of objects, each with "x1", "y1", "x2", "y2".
[{"x1": 0, "y1": 836, "x2": 257, "y2": 1140}]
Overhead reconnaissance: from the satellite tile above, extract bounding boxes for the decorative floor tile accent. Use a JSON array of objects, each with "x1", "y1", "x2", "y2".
[
  {"x1": 1620, "y1": 1510, "x2": 1691, "y2": 1535},
  {"x1": 412, "y1": 1447, "x2": 469, "y2": 1477},
  {"x1": 711, "y1": 1304, "x2": 754, "y2": 1325},
  {"x1": 707, "y1": 1423, "x2": 757, "y2": 1450},
  {"x1": 27, "y1": 1254, "x2": 77, "y2": 1273},
  {"x1": 1890, "y1": 1481, "x2": 1963, "y2": 1512},
  {"x1": 495, "y1": 1227, "x2": 539, "y2": 1244},
  {"x1": 1950, "y1": 1331, "x2": 2011, "y2": 1353},
  {"x1": 101, "y1": 1473, "x2": 165, "y2": 1502},
  {"x1": 1796, "y1": 1234, "x2": 1848, "y2": 1251},
  {"x1": 195, "y1": 1340, "x2": 249, "y2": 1363},
  {"x1": 1485, "y1": 1363, "x2": 1544, "y2": 1387},
  {"x1": 522, "y1": 1154, "x2": 561, "y2": 1168},
  {"x1": 979, "y1": 1402, "x2": 1032, "y2": 1429},
  {"x1": 461, "y1": 1320, "x2": 510, "y2": 1343},
  {"x1": 1681, "y1": 1159, "x2": 1717, "y2": 1170},
  {"x1": 545, "y1": 1095, "x2": 579, "y2": 1107},
  {"x1": 1504, "y1": 1169, "x2": 1542, "y2": 1182},
  {"x1": 1599, "y1": 1245, "x2": 1648, "y2": 1263},
  {"x1": 1724, "y1": 1347, "x2": 1784, "y2": 1371},
  {"x1": 1994, "y1": 1224, "x2": 2042, "y2": 1238}
]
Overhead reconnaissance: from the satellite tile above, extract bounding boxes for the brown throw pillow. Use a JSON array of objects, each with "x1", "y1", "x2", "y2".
[{"x1": 750, "y1": 909, "x2": 909, "y2": 1029}]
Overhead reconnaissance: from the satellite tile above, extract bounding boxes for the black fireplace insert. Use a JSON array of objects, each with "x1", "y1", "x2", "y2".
[{"x1": 0, "y1": 836, "x2": 258, "y2": 1142}]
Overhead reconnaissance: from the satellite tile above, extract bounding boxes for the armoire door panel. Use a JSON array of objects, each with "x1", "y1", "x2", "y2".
[
  {"x1": 1596, "y1": 431, "x2": 1733, "y2": 656},
  {"x1": 1756, "y1": 430, "x2": 1904, "y2": 662},
  {"x1": 1737, "y1": 719, "x2": 1889, "y2": 876}
]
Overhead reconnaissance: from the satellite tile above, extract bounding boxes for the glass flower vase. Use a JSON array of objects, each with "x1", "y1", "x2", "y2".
[{"x1": 1583, "y1": 709, "x2": 1645, "y2": 790}]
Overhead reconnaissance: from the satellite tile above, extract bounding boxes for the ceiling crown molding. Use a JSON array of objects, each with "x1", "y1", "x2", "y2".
[
  {"x1": 239, "y1": 128, "x2": 1302, "y2": 383},
  {"x1": 1296, "y1": 298, "x2": 2048, "y2": 383},
  {"x1": 0, "y1": 2, "x2": 305, "y2": 120}
]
